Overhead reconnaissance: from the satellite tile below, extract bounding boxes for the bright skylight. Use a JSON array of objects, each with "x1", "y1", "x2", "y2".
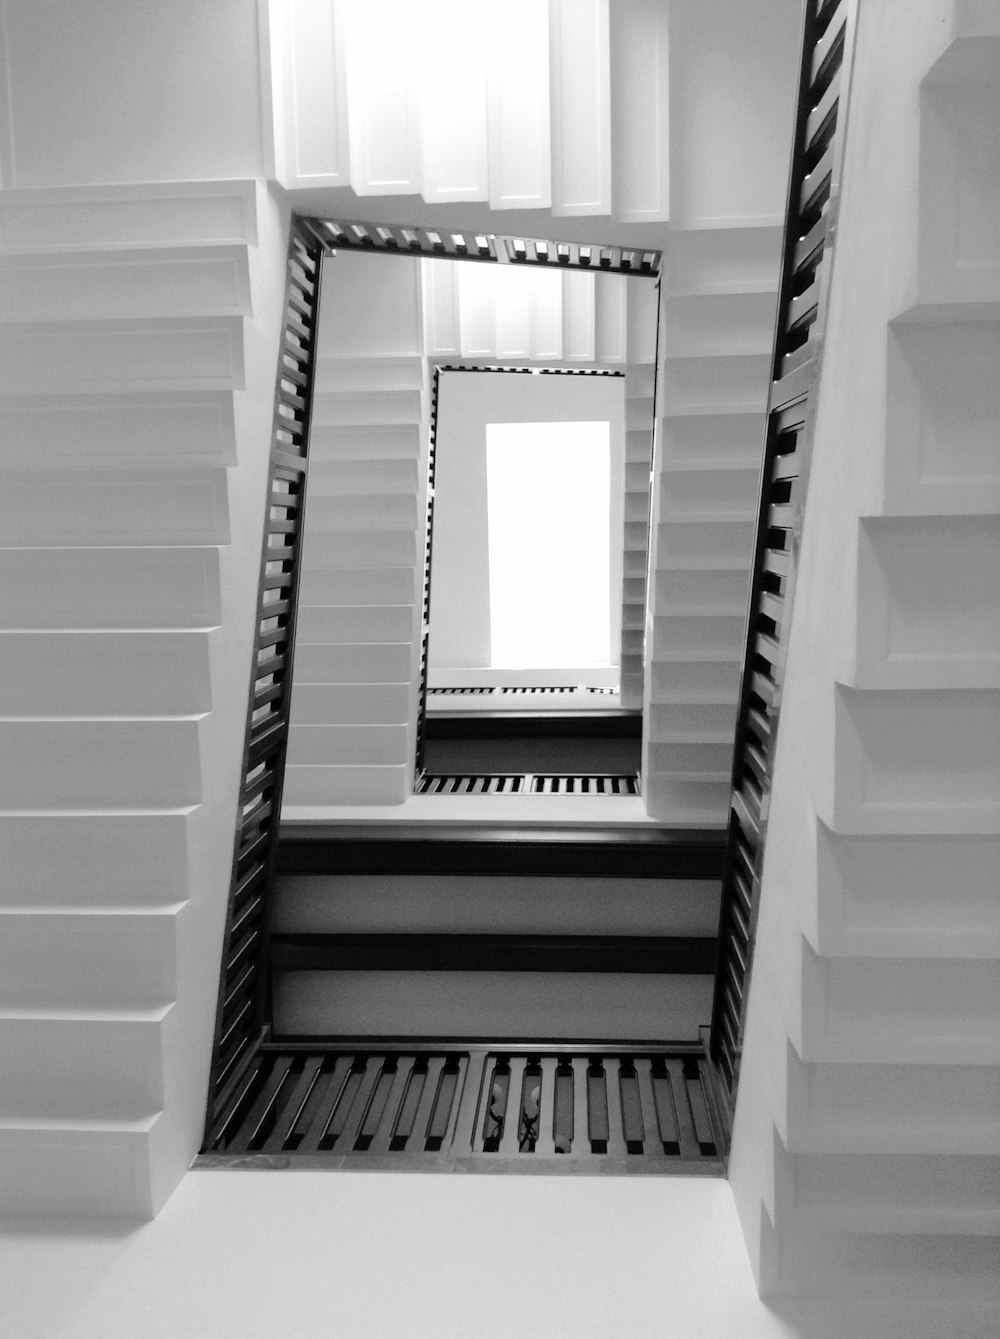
[{"x1": 486, "y1": 421, "x2": 611, "y2": 669}]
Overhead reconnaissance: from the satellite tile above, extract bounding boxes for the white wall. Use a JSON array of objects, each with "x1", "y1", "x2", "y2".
[
  {"x1": 0, "y1": 1172, "x2": 803, "y2": 1339},
  {"x1": 0, "y1": 0, "x2": 265, "y2": 188},
  {"x1": 668, "y1": 0, "x2": 801, "y2": 226}
]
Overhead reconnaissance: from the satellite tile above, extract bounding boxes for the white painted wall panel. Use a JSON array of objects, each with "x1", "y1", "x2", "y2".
[
  {"x1": 272, "y1": 0, "x2": 350, "y2": 189},
  {"x1": 342, "y1": 3, "x2": 421, "y2": 196},
  {"x1": 549, "y1": 0, "x2": 612, "y2": 216},
  {"x1": 418, "y1": 3, "x2": 490, "y2": 202},
  {"x1": 487, "y1": 2, "x2": 552, "y2": 209},
  {"x1": 611, "y1": 0, "x2": 670, "y2": 222},
  {"x1": 563, "y1": 269, "x2": 597, "y2": 361}
]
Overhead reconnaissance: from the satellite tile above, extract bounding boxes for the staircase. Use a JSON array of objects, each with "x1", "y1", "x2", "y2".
[
  {"x1": 0, "y1": 182, "x2": 290, "y2": 1218},
  {"x1": 728, "y1": 1, "x2": 1000, "y2": 1323},
  {"x1": 284, "y1": 253, "x2": 428, "y2": 808},
  {"x1": 642, "y1": 229, "x2": 781, "y2": 823}
]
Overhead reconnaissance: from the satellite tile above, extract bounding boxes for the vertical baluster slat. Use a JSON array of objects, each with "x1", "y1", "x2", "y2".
[
  {"x1": 603, "y1": 1058, "x2": 627, "y2": 1156},
  {"x1": 666, "y1": 1058, "x2": 702, "y2": 1160},
  {"x1": 411, "y1": 1055, "x2": 447, "y2": 1152},
  {"x1": 334, "y1": 1054, "x2": 385, "y2": 1153},
  {"x1": 535, "y1": 1057, "x2": 558, "y2": 1156},
  {"x1": 368, "y1": 1056, "x2": 415, "y2": 1155},
  {"x1": 498, "y1": 1056, "x2": 528, "y2": 1155},
  {"x1": 263, "y1": 1055, "x2": 324, "y2": 1153},
  {"x1": 298, "y1": 1055, "x2": 355, "y2": 1153},
  {"x1": 451, "y1": 1050, "x2": 488, "y2": 1155},
  {"x1": 634, "y1": 1057, "x2": 663, "y2": 1159},
  {"x1": 570, "y1": 1056, "x2": 590, "y2": 1157}
]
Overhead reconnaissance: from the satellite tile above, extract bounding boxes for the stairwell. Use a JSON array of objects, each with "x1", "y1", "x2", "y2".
[
  {"x1": 0, "y1": 182, "x2": 291, "y2": 1217},
  {"x1": 727, "y1": 2, "x2": 1000, "y2": 1328}
]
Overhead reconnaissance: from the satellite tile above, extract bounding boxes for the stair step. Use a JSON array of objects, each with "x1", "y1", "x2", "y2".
[
  {"x1": 833, "y1": 686, "x2": 1000, "y2": 834},
  {"x1": 652, "y1": 614, "x2": 746, "y2": 658},
  {"x1": 856, "y1": 514, "x2": 1000, "y2": 689},
  {"x1": 311, "y1": 389, "x2": 422, "y2": 427},
  {"x1": 0, "y1": 181, "x2": 259, "y2": 253},
  {"x1": 0, "y1": 811, "x2": 192, "y2": 908},
  {"x1": 661, "y1": 290, "x2": 778, "y2": 356},
  {"x1": 0, "y1": 910, "x2": 177, "y2": 1010},
  {"x1": 0, "y1": 468, "x2": 229, "y2": 546},
  {"x1": 289, "y1": 682, "x2": 412, "y2": 727},
  {"x1": 293, "y1": 642, "x2": 414, "y2": 684},
  {"x1": 314, "y1": 353, "x2": 424, "y2": 392},
  {"x1": 305, "y1": 458, "x2": 420, "y2": 496},
  {"x1": 272, "y1": 872, "x2": 722, "y2": 938},
  {"x1": 647, "y1": 741, "x2": 733, "y2": 779},
  {"x1": 787, "y1": 1054, "x2": 1000, "y2": 1155},
  {"x1": 656, "y1": 518, "x2": 756, "y2": 564},
  {"x1": 651, "y1": 659, "x2": 741, "y2": 700},
  {"x1": 0, "y1": 718, "x2": 204, "y2": 808},
  {"x1": 886, "y1": 321, "x2": 1000, "y2": 515},
  {"x1": 0, "y1": 390, "x2": 236, "y2": 470},
  {"x1": 0, "y1": 1007, "x2": 172, "y2": 1121},
  {"x1": 650, "y1": 701, "x2": 739, "y2": 738},
  {"x1": 652, "y1": 567, "x2": 750, "y2": 613},
  {"x1": 801, "y1": 944, "x2": 1000, "y2": 1064},
  {"x1": 660, "y1": 466, "x2": 761, "y2": 517},
  {"x1": 302, "y1": 527, "x2": 417, "y2": 568},
  {"x1": 2, "y1": 630, "x2": 212, "y2": 714},
  {"x1": 298, "y1": 565, "x2": 417, "y2": 607},
  {"x1": 0, "y1": 1118, "x2": 161, "y2": 1219},
  {"x1": 659, "y1": 352, "x2": 771, "y2": 413},
  {"x1": 785, "y1": 1151, "x2": 1000, "y2": 1237},
  {"x1": 643, "y1": 776, "x2": 731, "y2": 824},
  {"x1": 0, "y1": 244, "x2": 252, "y2": 321},
  {"x1": 660, "y1": 411, "x2": 766, "y2": 468},
  {"x1": 281, "y1": 763, "x2": 410, "y2": 806},
  {"x1": 308, "y1": 422, "x2": 423, "y2": 461},
  {"x1": 287, "y1": 723, "x2": 410, "y2": 766},
  {"x1": 305, "y1": 492, "x2": 418, "y2": 530},
  {"x1": 0, "y1": 316, "x2": 245, "y2": 394},
  {"x1": 273, "y1": 970, "x2": 714, "y2": 1040},
  {"x1": 815, "y1": 826, "x2": 1000, "y2": 958},
  {"x1": 0, "y1": 546, "x2": 221, "y2": 629},
  {"x1": 294, "y1": 605, "x2": 415, "y2": 645},
  {"x1": 664, "y1": 227, "x2": 782, "y2": 294}
]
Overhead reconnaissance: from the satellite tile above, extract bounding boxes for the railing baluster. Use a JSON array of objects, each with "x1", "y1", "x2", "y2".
[
  {"x1": 498, "y1": 1057, "x2": 528, "y2": 1155},
  {"x1": 603, "y1": 1059, "x2": 627, "y2": 1156},
  {"x1": 535, "y1": 1057, "x2": 558, "y2": 1157}
]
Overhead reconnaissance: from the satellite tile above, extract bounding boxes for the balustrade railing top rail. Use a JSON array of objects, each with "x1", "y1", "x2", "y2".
[{"x1": 709, "y1": 0, "x2": 858, "y2": 1107}]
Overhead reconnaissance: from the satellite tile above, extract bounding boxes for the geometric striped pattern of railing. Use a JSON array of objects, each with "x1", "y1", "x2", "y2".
[
  {"x1": 301, "y1": 217, "x2": 661, "y2": 278},
  {"x1": 415, "y1": 772, "x2": 640, "y2": 795},
  {"x1": 710, "y1": 0, "x2": 857, "y2": 1102},
  {"x1": 204, "y1": 219, "x2": 324, "y2": 1138},
  {"x1": 200, "y1": 1041, "x2": 722, "y2": 1173}
]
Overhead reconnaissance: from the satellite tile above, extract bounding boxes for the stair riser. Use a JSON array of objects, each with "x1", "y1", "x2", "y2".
[
  {"x1": 3, "y1": 631, "x2": 213, "y2": 714},
  {"x1": 295, "y1": 605, "x2": 415, "y2": 644},
  {"x1": 293, "y1": 643, "x2": 415, "y2": 684},
  {"x1": 0, "y1": 245, "x2": 252, "y2": 321},
  {"x1": 0, "y1": 914, "x2": 177, "y2": 1010},
  {"x1": 0, "y1": 720, "x2": 204, "y2": 808},
  {"x1": 287, "y1": 723, "x2": 410, "y2": 766},
  {"x1": 0, "y1": 391, "x2": 236, "y2": 470},
  {"x1": 0, "y1": 547, "x2": 221, "y2": 629},
  {"x1": 289, "y1": 682, "x2": 412, "y2": 726},
  {"x1": 0, "y1": 813, "x2": 191, "y2": 908},
  {"x1": 0, "y1": 317, "x2": 245, "y2": 393},
  {"x1": 0, "y1": 470, "x2": 230, "y2": 546},
  {"x1": 282, "y1": 764, "x2": 410, "y2": 806}
]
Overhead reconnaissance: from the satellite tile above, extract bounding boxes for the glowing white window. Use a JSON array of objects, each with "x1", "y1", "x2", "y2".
[{"x1": 486, "y1": 421, "x2": 611, "y2": 669}]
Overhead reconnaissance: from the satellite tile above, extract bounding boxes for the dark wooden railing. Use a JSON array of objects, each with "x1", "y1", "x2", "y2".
[
  {"x1": 203, "y1": 219, "x2": 324, "y2": 1140},
  {"x1": 709, "y1": 0, "x2": 857, "y2": 1106},
  {"x1": 415, "y1": 772, "x2": 639, "y2": 795},
  {"x1": 201, "y1": 1040, "x2": 723, "y2": 1172}
]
